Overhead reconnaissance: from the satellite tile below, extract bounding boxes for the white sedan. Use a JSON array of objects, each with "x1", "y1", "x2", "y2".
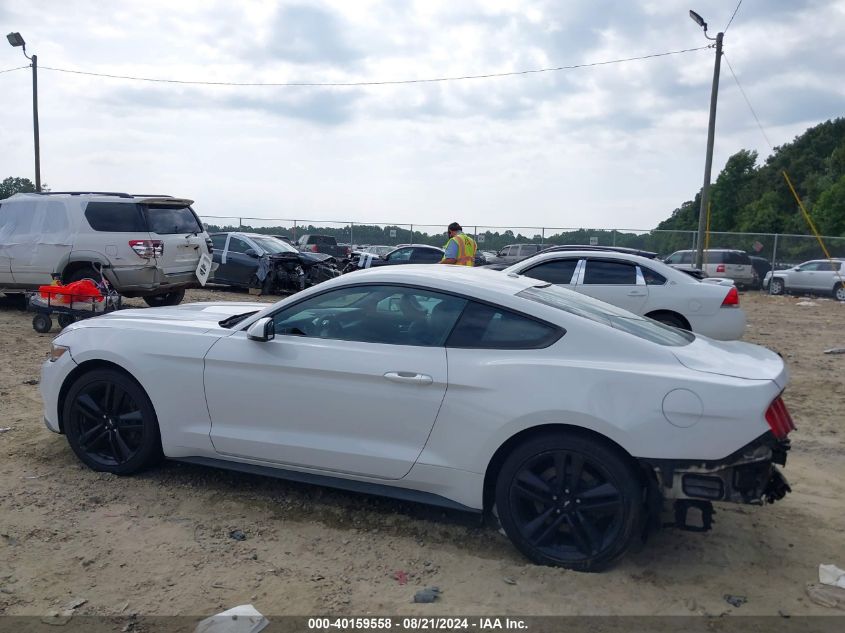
[
  {"x1": 41, "y1": 266, "x2": 793, "y2": 571},
  {"x1": 502, "y1": 251, "x2": 746, "y2": 340}
]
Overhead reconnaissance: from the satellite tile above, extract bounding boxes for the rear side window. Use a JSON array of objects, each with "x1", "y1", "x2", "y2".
[
  {"x1": 84, "y1": 202, "x2": 146, "y2": 232},
  {"x1": 145, "y1": 206, "x2": 202, "y2": 234},
  {"x1": 583, "y1": 260, "x2": 637, "y2": 285},
  {"x1": 412, "y1": 249, "x2": 442, "y2": 263},
  {"x1": 447, "y1": 301, "x2": 562, "y2": 349},
  {"x1": 641, "y1": 266, "x2": 667, "y2": 285},
  {"x1": 522, "y1": 259, "x2": 578, "y2": 284},
  {"x1": 210, "y1": 234, "x2": 228, "y2": 250}
]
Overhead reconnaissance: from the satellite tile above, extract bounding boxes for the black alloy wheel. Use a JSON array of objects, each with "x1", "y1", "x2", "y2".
[
  {"x1": 63, "y1": 369, "x2": 162, "y2": 474},
  {"x1": 495, "y1": 433, "x2": 642, "y2": 572}
]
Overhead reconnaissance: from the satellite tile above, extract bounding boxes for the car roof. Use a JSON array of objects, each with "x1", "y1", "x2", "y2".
[
  {"x1": 392, "y1": 244, "x2": 443, "y2": 250},
  {"x1": 504, "y1": 249, "x2": 693, "y2": 281},
  {"x1": 539, "y1": 245, "x2": 658, "y2": 258},
  {"x1": 8, "y1": 192, "x2": 193, "y2": 205}
]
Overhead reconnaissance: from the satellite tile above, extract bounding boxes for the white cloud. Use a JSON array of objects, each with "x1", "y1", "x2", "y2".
[{"x1": 1, "y1": 0, "x2": 842, "y2": 230}]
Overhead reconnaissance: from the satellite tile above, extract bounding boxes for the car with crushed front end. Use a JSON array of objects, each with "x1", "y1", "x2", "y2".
[{"x1": 41, "y1": 265, "x2": 794, "y2": 571}]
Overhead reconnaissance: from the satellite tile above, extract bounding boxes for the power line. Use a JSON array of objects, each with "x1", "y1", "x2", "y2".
[
  {"x1": 723, "y1": 53, "x2": 773, "y2": 149},
  {"x1": 724, "y1": 0, "x2": 744, "y2": 32},
  {"x1": 36, "y1": 45, "x2": 712, "y2": 88},
  {"x1": 0, "y1": 65, "x2": 29, "y2": 75}
]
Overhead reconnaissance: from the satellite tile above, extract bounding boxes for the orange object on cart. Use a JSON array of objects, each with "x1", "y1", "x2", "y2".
[{"x1": 39, "y1": 280, "x2": 103, "y2": 304}]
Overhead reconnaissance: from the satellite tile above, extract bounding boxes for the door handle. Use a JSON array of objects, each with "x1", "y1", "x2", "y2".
[
  {"x1": 627, "y1": 290, "x2": 647, "y2": 296},
  {"x1": 383, "y1": 371, "x2": 434, "y2": 386}
]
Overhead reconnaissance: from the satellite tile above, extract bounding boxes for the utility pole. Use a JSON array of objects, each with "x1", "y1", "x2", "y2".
[
  {"x1": 688, "y1": 12, "x2": 723, "y2": 271},
  {"x1": 6, "y1": 32, "x2": 41, "y2": 192}
]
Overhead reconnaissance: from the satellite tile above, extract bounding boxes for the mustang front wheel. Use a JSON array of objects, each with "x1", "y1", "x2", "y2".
[
  {"x1": 63, "y1": 369, "x2": 162, "y2": 474},
  {"x1": 495, "y1": 433, "x2": 643, "y2": 572}
]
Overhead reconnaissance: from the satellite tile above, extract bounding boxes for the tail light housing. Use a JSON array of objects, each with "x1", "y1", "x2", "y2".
[
  {"x1": 721, "y1": 286, "x2": 740, "y2": 307},
  {"x1": 129, "y1": 240, "x2": 164, "y2": 259},
  {"x1": 765, "y1": 396, "x2": 795, "y2": 439},
  {"x1": 716, "y1": 264, "x2": 726, "y2": 273}
]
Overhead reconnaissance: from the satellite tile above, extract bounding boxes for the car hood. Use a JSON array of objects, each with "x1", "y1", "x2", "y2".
[
  {"x1": 70, "y1": 302, "x2": 268, "y2": 331},
  {"x1": 672, "y1": 337, "x2": 787, "y2": 387}
]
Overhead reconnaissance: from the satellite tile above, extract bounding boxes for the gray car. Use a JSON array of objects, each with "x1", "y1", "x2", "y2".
[{"x1": 764, "y1": 259, "x2": 845, "y2": 300}]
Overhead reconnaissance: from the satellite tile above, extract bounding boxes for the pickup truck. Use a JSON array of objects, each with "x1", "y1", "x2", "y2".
[{"x1": 296, "y1": 234, "x2": 350, "y2": 259}]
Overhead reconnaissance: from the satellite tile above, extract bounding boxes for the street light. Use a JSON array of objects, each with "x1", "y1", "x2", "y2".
[
  {"x1": 689, "y1": 11, "x2": 723, "y2": 271},
  {"x1": 6, "y1": 31, "x2": 41, "y2": 192}
]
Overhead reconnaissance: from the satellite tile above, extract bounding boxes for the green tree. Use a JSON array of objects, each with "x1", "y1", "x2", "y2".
[{"x1": 0, "y1": 176, "x2": 36, "y2": 200}]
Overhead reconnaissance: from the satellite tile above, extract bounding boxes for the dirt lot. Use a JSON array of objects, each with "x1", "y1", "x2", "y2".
[{"x1": 0, "y1": 289, "x2": 843, "y2": 618}]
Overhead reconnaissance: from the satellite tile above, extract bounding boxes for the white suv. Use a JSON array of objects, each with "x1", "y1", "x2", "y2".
[
  {"x1": 664, "y1": 249, "x2": 757, "y2": 289},
  {"x1": 0, "y1": 192, "x2": 213, "y2": 306}
]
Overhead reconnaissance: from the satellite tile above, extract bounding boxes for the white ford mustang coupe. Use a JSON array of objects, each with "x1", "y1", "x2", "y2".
[{"x1": 41, "y1": 266, "x2": 794, "y2": 571}]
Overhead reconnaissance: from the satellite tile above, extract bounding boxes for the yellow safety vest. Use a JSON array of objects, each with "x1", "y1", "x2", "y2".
[{"x1": 442, "y1": 233, "x2": 477, "y2": 266}]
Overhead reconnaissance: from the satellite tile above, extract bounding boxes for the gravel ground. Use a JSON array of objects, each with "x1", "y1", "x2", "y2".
[{"x1": 0, "y1": 289, "x2": 843, "y2": 618}]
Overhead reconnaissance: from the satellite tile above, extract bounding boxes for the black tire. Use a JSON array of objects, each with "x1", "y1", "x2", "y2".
[
  {"x1": 495, "y1": 432, "x2": 643, "y2": 572},
  {"x1": 648, "y1": 312, "x2": 688, "y2": 330},
  {"x1": 62, "y1": 369, "x2": 162, "y2": 475},
  {"x1": 143, "y1": 289, "x2": 186, "y2": 307},
  {"x1": 64, "y1": 265, "x2": 100, "y2": 285},
  {"x1": 57, "y1": 313, "x2": 75, "y2": 329},
  {"x1": 834, "y1": 283, "x2": 845, "y2": 302},
  {"x1": 32, "y1": 313, "x2": 52, "y2": 333},
  {"x1": 769, "y1": 278, "x2": 785, "y2": 295}
]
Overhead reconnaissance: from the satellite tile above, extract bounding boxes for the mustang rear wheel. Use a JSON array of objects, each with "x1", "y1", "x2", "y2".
[
  {"x1": 495, "y1": 433, "x2": 643, "y2": 572},
  {"x1": 63, "y1": 369, "x2": 162, "y2": 474}
]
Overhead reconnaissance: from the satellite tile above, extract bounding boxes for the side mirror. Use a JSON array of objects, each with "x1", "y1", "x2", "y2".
[
  {"x1": 245, "y1": 249, "x2": 259, "y2": 258},
  {"x1": 246, "y1": 317, "x2": 275, "y2": 342}
]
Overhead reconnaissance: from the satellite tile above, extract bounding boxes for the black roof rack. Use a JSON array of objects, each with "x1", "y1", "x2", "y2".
[
  {"x1": 35, "y1": 191, "x2": 134, "y2": 198},
  {"x1": 131, "y1": 194, "x2": 174, "y2": 198}
]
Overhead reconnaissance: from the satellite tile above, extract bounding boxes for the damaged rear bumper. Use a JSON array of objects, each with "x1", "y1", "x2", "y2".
[{"x1": 641, "y1": 433, "x2": 791, "y2": 507}]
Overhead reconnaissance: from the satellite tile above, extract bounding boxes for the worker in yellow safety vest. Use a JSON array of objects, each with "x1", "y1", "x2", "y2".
[{"x1": 440, "y1": 222, "x2": 477, "y2": 266}]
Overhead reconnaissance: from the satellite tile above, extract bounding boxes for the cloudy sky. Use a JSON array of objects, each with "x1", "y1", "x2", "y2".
[{"x1": 1, "y1": 0, "x2": 843, "y2": 231}]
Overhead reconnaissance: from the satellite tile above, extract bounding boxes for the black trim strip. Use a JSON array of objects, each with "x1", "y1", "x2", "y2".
[{"x1": 174, "y1": 456, "x2": 480, "y2": 514}]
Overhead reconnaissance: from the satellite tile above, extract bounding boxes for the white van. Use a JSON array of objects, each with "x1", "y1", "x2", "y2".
[{"x1": 0, "y1": 192, "x2": 213, "y2": 306}]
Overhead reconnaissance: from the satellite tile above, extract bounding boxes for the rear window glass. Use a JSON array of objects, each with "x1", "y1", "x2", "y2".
[
  {"x1": 145, "y1": 205, "x2": 202, "y2": 234},
  {"x1": 307, "y1": 235, "x2": 337, "y2": 245},
  {"x1": 518, "y1": 285, "x2": 694, "y2": 347},
  {"x1": 446, "y1": 301, "x2": 562, "y2": 349},
  {"x1": 84, "y1": 202, "x2": 146, "y2": 232}
]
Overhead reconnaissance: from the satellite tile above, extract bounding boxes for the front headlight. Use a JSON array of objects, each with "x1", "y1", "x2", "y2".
[{"x1": 49, "y1": 343, "x2": 70, "y2": 362}]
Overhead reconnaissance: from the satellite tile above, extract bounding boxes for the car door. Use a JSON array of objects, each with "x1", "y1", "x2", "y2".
[
  {"x1": 519, "y1": 257, "x2": 580, "y2": 287},
  {"x1": 787, "y1": 262, "x2": 820, "y2": 290},
  {"x1": 204, "y1": 284, "x2": 466, "y2": 479},
  {"x1": 812, "y1": 261, "x2": 839, "y2": 292},
  {"x1": 575, "y1": 258, "x2": 649, "y2": 314},
  {"x1": 218, "y1": 236, "x2": 258, "y2": 286},
  {"x1": 4, "y1": 197, "x2": 63, "y2": 286}
]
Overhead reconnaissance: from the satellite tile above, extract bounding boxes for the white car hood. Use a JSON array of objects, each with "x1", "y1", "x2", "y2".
[
  {"x1": 76, "y1": 302, "x2": 267, "y2": 329},
  {"x1": 672, "y1": 337, "x2": 787, "y2": 387}
]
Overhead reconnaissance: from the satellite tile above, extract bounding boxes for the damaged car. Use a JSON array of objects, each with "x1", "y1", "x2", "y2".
[
  {"x1": 42, "y1": 266, "x2": 794, "y2": 571},
  {"x1": 209, "y1": 232, "x2": 340, "y2": 294}
]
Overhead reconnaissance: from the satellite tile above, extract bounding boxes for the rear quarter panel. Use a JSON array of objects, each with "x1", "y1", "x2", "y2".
[{"x1": 420, "y1": 319, "x2": 780, "y2": 475}]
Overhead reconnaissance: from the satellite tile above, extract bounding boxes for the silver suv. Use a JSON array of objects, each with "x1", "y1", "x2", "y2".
[
  {"x1": 0, "y1": 192, "x2": 213, "y2": 306},
  {"x1": 664, "y1": 249, "x2": 756, "y2": 288},
  {"x1": 764, "y1": 259, "x2": 845, "y2": 300}
]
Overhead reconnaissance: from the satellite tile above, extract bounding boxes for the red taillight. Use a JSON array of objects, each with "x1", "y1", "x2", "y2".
[
  {"x1": 716, "y1": 264, "x2": 726, "y2": 273},
  {"x1": 311, "y1": 244, "x2": 319, "y2": 252},
  {"x1": 765, "y1": 396, "x2": 796, "y2": 439},
  {"x1": 721, "y1": 286, "x2": 740, "y2": 307},
  {"x1": 129, "y1": 240, "x2": 163, "y2": 259}
]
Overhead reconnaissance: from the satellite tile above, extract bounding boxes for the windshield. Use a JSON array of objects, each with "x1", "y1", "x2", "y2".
[
  {"x1": 518, "y1": 285, "x2": 694, "y2": 347},
  {"x1": 144, "y1": 205, "x2": 203, "y2": 235},
  {"x1": 252, "y1": 236, "x2": 298, "y2": 254}
]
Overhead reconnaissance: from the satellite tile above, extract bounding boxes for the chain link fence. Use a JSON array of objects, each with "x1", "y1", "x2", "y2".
[{"x1": 200, "y1": 215, "x2": 845, "y2": 270}]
